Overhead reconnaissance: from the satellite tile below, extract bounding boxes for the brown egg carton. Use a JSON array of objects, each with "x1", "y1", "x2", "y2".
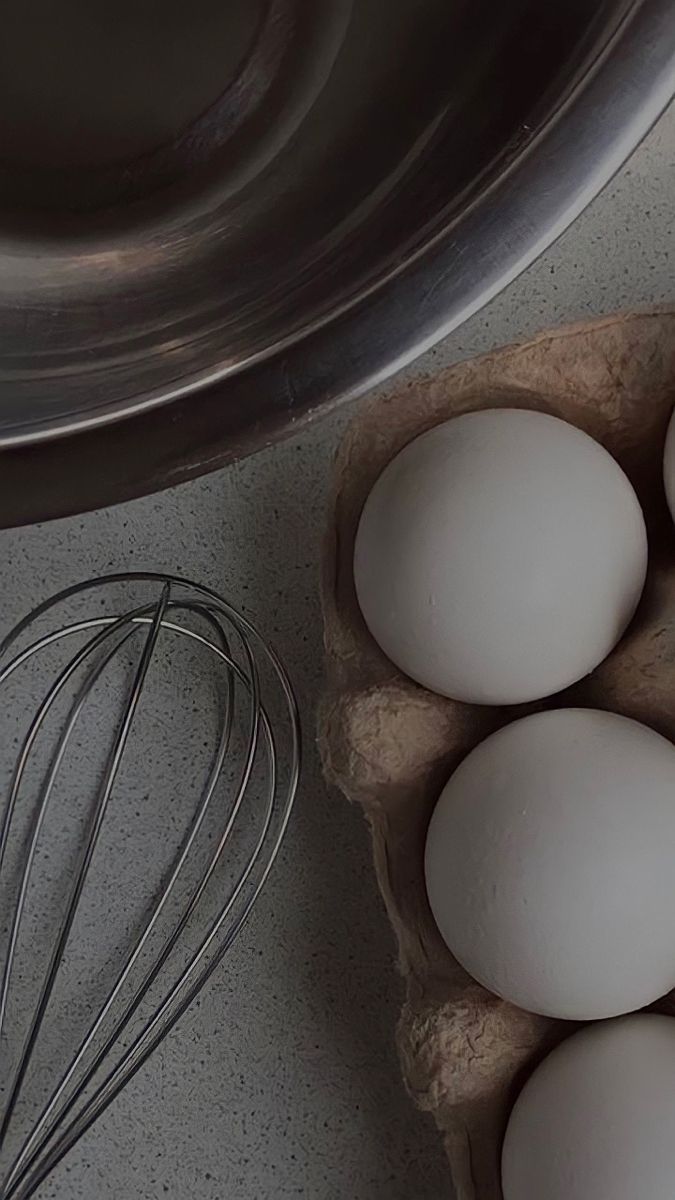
[{"x1": 318, "y1": 310, "x2": 675, "y2": 1200}]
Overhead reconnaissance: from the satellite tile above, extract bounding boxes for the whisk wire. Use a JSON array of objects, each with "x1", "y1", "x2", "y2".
[
  {"x1": 16, "y1": 698, "x2": 279, "y2": 1200},
  {"x1": 0, "y1": 574, "x2": 300, "y2": 1200},
  {"x1": 0, "y1": 626, "x2": 137, "y2": 1165},
  {"x1": 0, "y1": 601, "x2": 165, "y2": 1049},
  {"x1": 2, "y1": 608, "x2": 244, "y2": 1199},
  {"x1": 0, "y1": 589, "x2": 171, "y2": 1195},
  {"x1": 9, "y1": 618, "x2": 275, "y2": 1198}
]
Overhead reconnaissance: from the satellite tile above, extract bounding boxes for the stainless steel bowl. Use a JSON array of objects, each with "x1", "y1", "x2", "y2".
[{"x1": 1, "y1": 0, "x2": 674, "y2": 524}]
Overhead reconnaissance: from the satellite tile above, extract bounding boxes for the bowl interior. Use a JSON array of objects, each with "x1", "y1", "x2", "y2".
[{"x1": 0, "y1": 0, "x2": 628, "y2": 437}]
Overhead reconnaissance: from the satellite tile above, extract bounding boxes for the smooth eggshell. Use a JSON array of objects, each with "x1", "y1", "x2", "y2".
[
  {"x1": 502, "y1": 1015, "x2": 675, "y2": 1200},
  {"x1": 425, "y1": 708, "x2": 675, "y2": 1020},
  {"x1": 353, "y1": 408, "x2": 647, "y2": 705}
]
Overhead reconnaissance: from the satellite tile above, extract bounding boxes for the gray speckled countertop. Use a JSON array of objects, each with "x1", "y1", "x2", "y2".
[{"x1": 1, "y1": 104, "x2": 674, "y2": 1200}]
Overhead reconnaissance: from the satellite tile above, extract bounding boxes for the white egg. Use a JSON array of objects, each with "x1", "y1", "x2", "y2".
[
  {"x1": 425, "y1": 708, "x2": 675, "y2": 1020},
  {"x1": 663, "y1": 406, "x2": 675, "y2": 525},
  {"x1": 502, "y1": 1015, "x2": 675, "y2": 1200},
  {"x1": 353, "y1": 408, "x2": 647, "y2": 705}
]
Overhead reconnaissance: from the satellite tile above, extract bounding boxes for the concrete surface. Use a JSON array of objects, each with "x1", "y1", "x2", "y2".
[{"x1": 0, "y1": 102, "x2": 674, "y2": 1199}]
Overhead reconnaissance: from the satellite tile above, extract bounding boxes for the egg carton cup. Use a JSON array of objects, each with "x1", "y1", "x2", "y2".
[{"x1": 318, "y1": 309, "x2": 675, "y2": 1200}]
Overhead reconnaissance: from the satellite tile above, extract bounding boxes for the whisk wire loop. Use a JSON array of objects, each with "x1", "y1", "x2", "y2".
[{"x1": 0, "y1": 574, "x2": 300, "y2": 1200}]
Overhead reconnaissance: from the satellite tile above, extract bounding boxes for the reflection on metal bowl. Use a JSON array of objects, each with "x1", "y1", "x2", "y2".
[{"x1": 0, "y1": 0, "x2": 674, "y2": 524}]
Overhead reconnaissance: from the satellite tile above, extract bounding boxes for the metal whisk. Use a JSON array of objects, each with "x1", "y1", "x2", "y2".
[{"x1": 0, "y1": 573, "x2": 300, "y2": 1199}]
